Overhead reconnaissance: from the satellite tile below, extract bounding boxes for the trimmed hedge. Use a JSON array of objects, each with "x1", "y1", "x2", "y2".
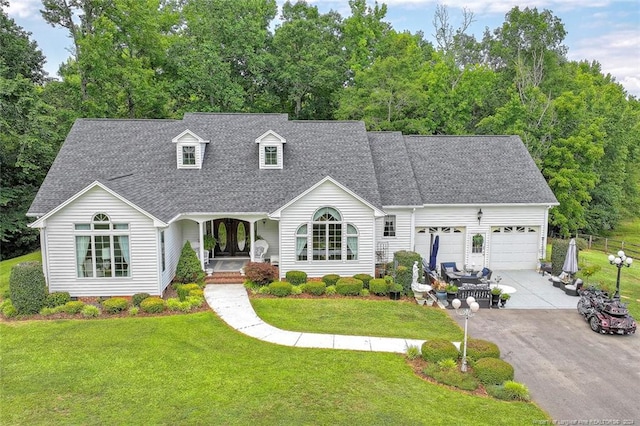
[
  {"x1": 393, "y1": 250, "x2": 422, "y2": 293},
  {"x1": 244, "y1": 262, "x2": 278, "y2": 286},
  {"x1": 321, "y1": 274, "x2": 340, "y2": 286},
  {"x1": 140, "y1": 297, "x2": 165, "y2": 313},
  {"x1": 353, "y1": 274, "x2": 373, "y2": 289},
  {"x1": 285, "y1": 270, "x2": 307, "y2": 286},
  {"x1": 9, "y1": 261, "x2": 47, "y2": 314},
  {"x1": 369, "y1": 278, "x2": 389, "y2": 295},
  {"x1": 335, "y1": 277, "x2": 363, "y2": 296},
  {"x1": 102, "y1": 297, "x2": 129, "y2": 314},
  {"x1": 45, "y1": 292, "x2": 71, "y2": 308},
  {"x1": 177, "y1": 283, "x2": 201, "y2": 301},
  {"x1": 132, "y1": 293, "x2": 151, "y2": 307},
  {"x1": 466, "y1": 339, "x2": 500, "y2": 361},
  {"x1": 304, "y1": 281, "x2": 326, "y2": 296},
  {"x1": 551, "y1": 239, "x2": 570, "y2": 276},
  {"x1": 474, "y1": 357, "x2": 514, "y2": 385},
  {"x1": 81, "y1": 305, "x2": 101, "y2": 318},
  {"x1": 421, "y1": 339, "x2": 459, "y2": 363},
  {"x1": 175, "y1": 242, "x2": 205, "y2": 284},
  {"x1": 62, "y1": 301, "x2": 85, "y2": 314},
  {"x1": 268, "y1": 281, "x2": 293, "y2": 297}
]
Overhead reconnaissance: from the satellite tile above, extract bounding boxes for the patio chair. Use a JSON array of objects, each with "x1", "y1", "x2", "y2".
[
  {"x1": 564, "y1": 278, "x2": 583, "y2": 297},
  {"x1": 550, "y1": 272, "x2": 569, "y2": 288},
  {"x1": 253, "y1": 239, "x2": 269, "y2": 262},
  {"x1": 481, "y1": 267, "x2": 492, "y2": 280},
  {"x1": 440, "y1": 262, "x2": 461, "y2": 282}
]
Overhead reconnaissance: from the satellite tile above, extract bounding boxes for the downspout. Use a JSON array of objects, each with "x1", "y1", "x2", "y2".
[
  {"x1": 542, "y1": 206, "x2": 551, "y2": 260},
  {"x1": 198, "y1": 220, "x2": 205, "y2": 270},
  {"x1": 156, "y1": 228, "x2": 162, "y2": 296},
  {"x1": 40, "y1": 227, "x2": 49, "y2": 287}
]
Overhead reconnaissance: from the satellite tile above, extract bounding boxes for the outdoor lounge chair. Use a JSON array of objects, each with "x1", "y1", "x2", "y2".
[
  {"x1": 550, "y1": 272, "x2": 569, "y2": 288},
  {"x1": 440, "y1": 262, "x2": 461, "y2": 282},
  {"x1": 253, "y1": 239, "x2": 269, "y2": 262},
  {"x1": 564, "y1": 278, "x2": 583, "y2": 296}
]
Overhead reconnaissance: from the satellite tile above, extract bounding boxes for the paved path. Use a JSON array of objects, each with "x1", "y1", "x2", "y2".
[{"x1": 204, "y1": 284, "x2": 435, "y2": 353}]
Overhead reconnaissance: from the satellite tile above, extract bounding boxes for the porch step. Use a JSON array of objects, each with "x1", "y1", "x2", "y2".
[{"x1": 206, "y1": 271, "x2": 245, "y2": 285}]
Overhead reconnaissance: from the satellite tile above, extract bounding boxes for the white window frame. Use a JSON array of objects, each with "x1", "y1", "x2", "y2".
[
  {"x1": 383, "y1": 215, "x2": 396, "y2": 237},
  {"x1": 75, "y1": 213, "x2": 131, "y2": 278}
]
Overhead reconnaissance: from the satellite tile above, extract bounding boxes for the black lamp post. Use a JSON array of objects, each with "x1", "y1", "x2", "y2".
[{"x1": 608, "y1": 250, "x2": 633, "y2": 299}]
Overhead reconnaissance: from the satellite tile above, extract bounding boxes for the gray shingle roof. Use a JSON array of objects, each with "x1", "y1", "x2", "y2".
[{"x1": 28, "y1": 114, "x2": 557, "y2": 222}]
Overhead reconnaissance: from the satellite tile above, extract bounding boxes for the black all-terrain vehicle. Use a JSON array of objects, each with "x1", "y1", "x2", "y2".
[{"x1": 577, "y1": 287, "x2": 636, "y2": 335}]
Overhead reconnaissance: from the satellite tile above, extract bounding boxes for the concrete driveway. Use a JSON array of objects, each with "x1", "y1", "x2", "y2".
[{"x1": 448, "y1": 309, "x2": 640, "y2": 421}]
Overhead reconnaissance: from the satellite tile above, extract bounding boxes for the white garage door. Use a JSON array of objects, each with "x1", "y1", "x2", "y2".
[
  {"x1": 415, "y1": 227, "x2": 465, "y2": 271},
  {"x1": 490, "y1": 226, "x2": 539, "y2": 270}
]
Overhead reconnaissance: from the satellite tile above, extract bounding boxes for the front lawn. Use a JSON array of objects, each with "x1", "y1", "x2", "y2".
[{"x1": 1, "y1": 312, "x2": 548, "y2": 425}]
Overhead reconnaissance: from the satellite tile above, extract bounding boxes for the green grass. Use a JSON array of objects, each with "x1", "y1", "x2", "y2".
[
  {"x1": 251, "y1": 298, "x2": 464, "y2": 341},
  {"x1": 0, "y1": 251, "x2": 41, "y2": 296},
  {"x1": 1, "y1": 312, "x2": 547, "y2": 425}
]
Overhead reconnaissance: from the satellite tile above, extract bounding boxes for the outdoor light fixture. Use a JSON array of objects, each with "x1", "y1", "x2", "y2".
[
  {"x1": 608, "y1": 250, "x2": 633, "y2": 299},
  {"x1": 477, "y1": 208, "x2": 483, "y2": 224},
  {"x1": 262, "y1": 218, "x2": 266, "y2": 225},
  {"x1": 452, "y1": 296, "x2": 480, "y2": 372}
]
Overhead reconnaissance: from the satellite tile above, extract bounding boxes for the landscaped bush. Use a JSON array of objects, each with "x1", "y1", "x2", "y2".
[
  {"x1": 290, "y1": 285, "x2": 303, "y2": 295},
  {"x1": 423, "y1": 362, "x2": 479, "y2": 391},
  {"x1": 177, "y1": 283, "x2": 200, "y2": 301},
  {"x1": 175, "y1": 242, "x2": 206, "y2": 284},
  {"x1": 128, "y1": 306, "x2": 139, "y2": 316},
  {"x1": 551, "y1": 239, "x2": 569, "y2": 276},
  {"x1": 286, "y1": 270, "x2": 307, "y2": 286},
  {"x1": 268, "y1": 281, "x2": 293, "y2": 297},
  {"x1": 9, "y1": 261, "x2": 47, "y2": 314},
  {"x1": 466, "y1": 338, "x2": 500, "y2": 361},
  {"x1": 393, "y1": 250, "x2": 422, "y2": 293},
  {"x1": 102, "y1": 297, "x2": 129, "y2": 314},
  {"x1": 132, "y1": 293, "x2": 151, "y2": 307},
  {"x1": 140, "y1": 297, "x2": 165, "y2": 313},
  {"x1": 421, "y1": 338, "x2": 459, "y2": 363},
  {"x1": 1, "y1": 299, "x2": 17, "y2": 318},
  {"x1": 486, "y1": 381, "x2": 531, "y2": 401},
  {"x1": 335, "y1": 277, "x2": 363, "y2": 296},
  {"x1": 325, "y1": 285, "x2": 336, "y2": 295},
  {"x1": 81, "y1": 305, "x2": 101, "y2": 318},
  {"x1": 359, "y1": 288, "x2": 370, "y2": 297},
  {"x1": 186, "y1": 295, "x2": 204, "y2": 308},
  {"x1": 257, "y1": 285, "x2": 270, "y2": 295},
  {"x1": 353, "y1": 273, "x2": 373, "y2": 289},
  {"x1": 321, "y1": 274, "x2": 340, "y2": 286},
  {"x1": 406, "y1": 345, "x2": 421, "y2": 360},
  {"x1": 62, "y1": 301, "x2": 85, "y2": 315},
  {"x1": 368, "y1": 278, "x2": 389, "y2": 295},
  {"x1": 39, "y1": 307, "x2": 56, "y2": 316},
  {"x1": 304, "y1": 281, "x2": 326, "y2": 296},
  {"x1": 244, "y1": 262, "x2": 278, "y2": 286},
  {"x1": 45, "y1": 292, "x2": 71, "y2": 308},
  {"x1": 473, "y1": 357, "x2": 514, "y2": 385},
  {"x1": 167, "y1": 298, "x2": 192, "y2": 312},
  {"x1": 394, "y1": 265, "x2": 411, "y2": 294},
  {"x1": 189, "y1": 288, "x2": 204, "y2": 298}
]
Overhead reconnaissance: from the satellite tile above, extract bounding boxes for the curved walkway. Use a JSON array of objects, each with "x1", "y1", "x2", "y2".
[{"x1": 204, "y1": 284, "x2": 436, "y2": 353}]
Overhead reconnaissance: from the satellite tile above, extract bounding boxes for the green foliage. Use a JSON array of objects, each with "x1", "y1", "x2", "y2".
[
  {"x1": 186, "y1": 295, "x2": 204, "y2": 309},
  {"x1": 325, "y1": 285, "x2": 337, "y2": 296},
  {"x1": 140, "y1": 297, "x2": 165, "y2": 313},
  {"x1": 102, "y1": 297, "x2": 129, "y2": 314},
  {"x1": 167, "y1": 298, "x2": 192, "y2": 312},
  {"x1": 9, "y1": 262, "x2": 47, "y2": 314},
  {"x1": 473, "y1": 358, "x2": 515, "y2": 385},
  {"x1": 290, "y1": 285, "x2": 303, "y2": 296},
  {"x1": 189, "y1": 289, "x2": 204, "y2": 298},
  {"x1": 466, "y1": 339, "x2": 501, "y2": 361},
  {"x1": 128, "y1": 306, "x2": 139, "y2": 316},
  {"x1": 406, "y1": 345, "x2": 421, "y2": 360},
  {"x1": 353, "y1": 273, "x2": 373, "y2": 288},
  {"x1": 321, "y1": 274, "x2": 340, "y2": 286},
  {"x1": 177, "y1": 283, "x2": 200, "y2": 302},
  {"x1": 335, "y1": 277, "x2": 363, "y2": 296},
  {"x1": 81, "y1": 305, "x2": 101, "y2": 318},
  {"x1": 175, "y1": 243, "x2": 205, "y2": 284},
  {"x1": 423, "y1": 363, "x2": 479, "y2": 391},
  {"x1": 132, "y1": 293, "x2": 151, "y2": 307},
  {"x1": 244, "y1": 262, "x2": 278, "y2": 286},
  {"x1": 268, "y1": 281, "x2": 293, "y2": 297},
  {"x1": 393, "y1": 251, "x2": 421, "y2": 293},
  {"x1": 45, "y1": 291, "x2": 71, "y2": 308},
  {"x1": 445, "y1": 284, "x2": 458, "y2": 293},
  {"x1": 369, "y1": 278, "x2": 389, "y2": 295},
  {"x1": 486, "y1": 381, "x2": 531, "y2": 401},
  {"x1": 551, "y1": 239, "x2": 570, "y2": 276},
  {"x1": 62, "y1": 301, "x2": 85, "y2": 315},
  {"x1": 359, "y1": 288, "x2": 370, "y2": 297},
  {"x1": 303, "y1": 281, "x2": 326, "y2": 296},
  {"x1": 285, "y1": 270, "x2": 307, "y2": 286},
  {"x1": 1, "y1": 299, "x2": 17, "y2": 317},
  {"x1": 421, "y1": 339, "x2": 459, "y2": 363},
  {"x1": 39, "y1": 307, "x2": 56, "y2": 316},
  {"x1": 257, "y1": 285, "x2": 271, "y2": 295}
]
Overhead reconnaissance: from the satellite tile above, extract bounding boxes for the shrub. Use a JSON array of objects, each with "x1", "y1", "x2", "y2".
[
  {"x1": 406, "y1": 345, "x2": 421, "y2": 360},
  {"x1": 62, "y1": 301, "x2": 85, "y2": 315},
  {"x1": 325, "y1": 285, "x2": 336, "y2": 295},
  {"x1": 268, "y1": 281, "x2": 293, "y2": 297},
  {"x1": 81, "y1": 305, "x2": 101, "y2": 318},
  {"x1": 486, "y1": 381, "x2": 531, "y2": 401},
  {"x1": 243, "y1": 262, "x2": 278, "y2": 286},
  {"x1": 304, "y1": 281, "x2": 326, "y2": 296},
  {"x1": 421, "y1": 339, "x2": 459, "y2": 363},
  {"x1": 353, "y1": 273, "x2": 373, "y2": 289},
  {"x1": 175, "y1": 242, "x2": 206, "y2": 284},
  {"x1": 394, "y1": 265, "x2": 411, "y2": 294},
  {"x1": 473, "y1": 357, "x2": 514, "y2": 385},
  {"x1": 186, "y1": 295, "x2": 204, "y2": 308},
  {"x1": 167, "y1": 298, "x2": 192, "y2": 312},
  {"x1": 9, "y1": 261, "x2": 47, "y2": 314},
  {"x1": 286, "y1": 270, "x2": 307, "y2": 286},
  {"x1": 423, "y1": 363, "x2": 479, "y2": 391},
  {"x1": 39, "y1": 307, "x2": 56, "y2": 316},
  {"x1": 321, "y1": 274, "x2": 340, "y2": 286},
  {"x1": 132, "y1": 293, "x2": 151, "y2": 307},
  {"x1": 369, "y1": 278, "x2": 388, "y2": 295},
  {"x1": 393, "y1": 250, "x2": 422, "y2": 293},
  {"x1": 551, "y1": 239, "x2": 569, "y2": 276},
  {"x1": 189, "y1": 288, "x2": 204, "y2": 298},
  {"x1": 257, "y1": 285, "x2": 270, "y2": 295},
  {"x1": 437, "y1": 358, "x2": 458, "y2": 370},
  {"x1": 360, "y1": 288, "x2": 370, "y2": 297},
  {"x1": 45, "y1": 292, "x2": 71, "y2": 308},
  {"x1": 140, "y1": 297, "x2": 165, "y2": 313},
  {"x1": 1, "y1": 300, "x2": 17, "y2": 318},
  {"x1": 102, "y1": 297, "x2": 129, "y2": 314},
  {"x1": 128, "y1": 306, "x2": 139, "y2": 316},
  {"x1": 466, "y1": 339, "x2": 500, "y2": 361},
  {"x1": 335, "y1": 277, "x2": 363, "y2": 296},
  {"x1": 290, "y1": 285, "x2": 303, "y2": 295}
]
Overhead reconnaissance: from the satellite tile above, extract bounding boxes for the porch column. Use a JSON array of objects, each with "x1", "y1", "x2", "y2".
[
  {"x1": 250, "y1": 221, "x2": 255, "y2": 262},
  {"x1": 198, "y1": 220, "x2": 205, "y2": 270}
]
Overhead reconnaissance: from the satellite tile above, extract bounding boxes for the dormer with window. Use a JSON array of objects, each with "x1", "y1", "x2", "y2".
[
  {"x1": 255, "y1": 130, "x2": 286, "y2": 169},
  {"x1": 173, "y1": 130, "x2": 209, "y2": 169}
]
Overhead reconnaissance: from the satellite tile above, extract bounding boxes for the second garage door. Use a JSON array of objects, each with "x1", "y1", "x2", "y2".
[{"x1": 489, "y1": 226, "x2": 539, "y2": 270}]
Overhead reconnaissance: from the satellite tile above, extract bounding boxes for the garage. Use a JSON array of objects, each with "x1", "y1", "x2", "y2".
[
  {"x1": 415, "y1": 227, "x2": 466, "y2": 270},
  {"x1": 489, "y1": 226, "x2": 539, "y2": 269}
]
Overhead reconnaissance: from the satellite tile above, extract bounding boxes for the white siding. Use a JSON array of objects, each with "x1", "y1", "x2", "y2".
[
  {"x1": 160, "y1": 222, "x2": 183, "y2": 291},
  {"x1": 43, "y1": 186, "x2": 160, "y2": 297},
  {"x1": 374, "y1": 209, "x2": 413, "y2": 263},
  {"x1": 279, "y1": 180, "x2": 376, "y2": 278},
  {"x1": 256, "y1": 219, "x2": 279, "y2": 260}
]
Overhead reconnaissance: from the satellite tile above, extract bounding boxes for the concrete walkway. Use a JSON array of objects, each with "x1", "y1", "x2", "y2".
[
  {"x1": 204, "y1": 284, "x2": 434, "y2": 353},
  {"x1": 491, "y1": 270, "x2": 579, "y2": 309}
]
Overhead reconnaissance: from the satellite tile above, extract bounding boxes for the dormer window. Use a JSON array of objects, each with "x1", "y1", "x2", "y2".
[
  {"x1": 255, "y1": 130, "x2": 286, "y2": 169},
  {"x1": 172, "y1": 130, "x2": 209, "y2": 169}
]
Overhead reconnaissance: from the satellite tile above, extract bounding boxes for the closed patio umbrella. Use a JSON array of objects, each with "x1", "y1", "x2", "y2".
[
  {"x1": 562, "y1": 238, "x2": 579, "y2": 277},
  {"x1": 429, "y1": 235, "x2": 439, "y2": 271}
]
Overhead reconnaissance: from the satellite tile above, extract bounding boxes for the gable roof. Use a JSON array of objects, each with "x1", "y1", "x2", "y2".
[{"x1": 28, "y1": 114, "x2": 557, "y2": 222}]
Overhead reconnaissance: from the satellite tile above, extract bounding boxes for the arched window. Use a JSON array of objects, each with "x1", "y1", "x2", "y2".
[
  {"x1": 74, "y1": 213, "x2": 130, "y2": 278},
  {"x1": 312, "y1": 207, "x2": 341, "y2": 260}
]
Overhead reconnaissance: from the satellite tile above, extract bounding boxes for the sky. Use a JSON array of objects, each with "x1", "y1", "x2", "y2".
[{"x1": 7, "y1": 0, "x2": 640, "y2": 97}]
